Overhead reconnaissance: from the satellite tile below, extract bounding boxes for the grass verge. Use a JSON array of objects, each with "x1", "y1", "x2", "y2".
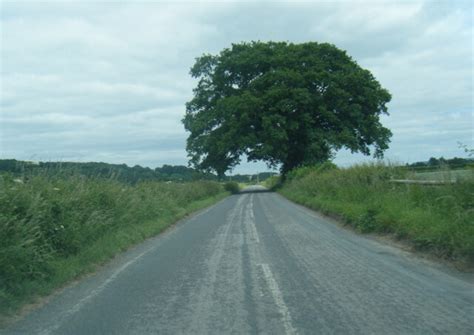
[
  {"x1": 277, "y1": 163, "x2": 474, "y2": 266},
  {"x1": 0, "y1": 174, "x2": 227, "y2": 321}
]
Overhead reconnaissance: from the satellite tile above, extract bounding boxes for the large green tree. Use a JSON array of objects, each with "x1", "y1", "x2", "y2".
[{"x1": 183, "y1": 41, "x2": 392, "y2": 177}]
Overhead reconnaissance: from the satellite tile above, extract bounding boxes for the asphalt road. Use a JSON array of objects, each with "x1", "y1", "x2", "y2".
[{"x1": 3, "y1": 186, "x2": 473, "y2": 334}]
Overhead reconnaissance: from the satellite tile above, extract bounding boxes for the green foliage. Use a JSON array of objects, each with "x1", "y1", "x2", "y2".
[
  {"x1": 228, "y1": 172, "x2": 278, "y2": 184},
  {"x1": 405, "y1": 156, "x2": 474, "y2": 171},
  {"x1": 0, "y1": 174, "x2": 224, "y2": 315},
  {"x1": 184, "y1": 41, "x2": 392, "y2": 176},
  {"x1": 262, "y1": 175, "x2": 282, "y2": 190},
  {"x1": 224, "y1": 181, "x2": 240, "y2": 194},
  {"x1": 279, "y1": 164, "x2": 474, "y2": 263},
  {"x1": 0, "y1": 159, "x2": 218, "y2": 184},
  {"x1": 286, "y1": 161, "x2": 337, "y2": 181}
]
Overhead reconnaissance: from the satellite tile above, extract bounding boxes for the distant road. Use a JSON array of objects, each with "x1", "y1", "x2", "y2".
[{"x1": 4, "y1": 186, "x2": 473, "y2": 334}]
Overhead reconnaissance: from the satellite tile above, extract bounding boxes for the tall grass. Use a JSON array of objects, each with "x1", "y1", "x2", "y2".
[
  {"x1": 0, "y1": 174, "x2": 225, "y2": 315},
  {"x1": 279, "y1": 163, "x2": 474, "y2": 264}
]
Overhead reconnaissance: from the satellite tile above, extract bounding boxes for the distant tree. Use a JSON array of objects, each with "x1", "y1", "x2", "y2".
[
  {"x1": 0, "y1": 159, "x2": 21, "y2": 173},
  {"x1": 411, "y1": 162, "x2": 427, "y2": 167},
  {"x1": 458, "y1": 141, "x2": 473, "y2": 157},
  {"x1": 407, "y1": 156, "x2": 474, "y2": 170},
  {"x1": 0, "y1": 159, "x2": 218, "y2": 183},
  {"x1": 428, "y1": 157, "x2": 439, "y2": 166},
  {"x1": 449, "y1": 157, "x2": 466, "y2": 166},
  {"x1": 183, "y1": 41, "x2": 392, "y2": 177}
]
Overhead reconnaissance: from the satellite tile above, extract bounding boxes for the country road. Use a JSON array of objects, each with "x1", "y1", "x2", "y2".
[{"x1": 3, "y1": 186, "x2": 473, "y2": 335}]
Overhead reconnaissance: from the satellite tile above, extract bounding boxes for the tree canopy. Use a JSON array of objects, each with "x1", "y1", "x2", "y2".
[{"x1": 183, "y1": 41, "x2": 392, "y2": 177}]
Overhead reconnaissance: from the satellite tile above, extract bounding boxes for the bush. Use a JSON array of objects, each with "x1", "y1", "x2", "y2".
[
  {"x1": 285, "y1": 162, "x2": 338, "y2": 181},
  {"x1": 263, "y1": 175, "x2": 281, "y2": 190},
  {"x1": 224, "y1": 181, "x2": 240, "y2": 194}
]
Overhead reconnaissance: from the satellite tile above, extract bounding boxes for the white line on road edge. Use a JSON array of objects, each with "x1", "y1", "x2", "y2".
[
  {"x1": 259, "y1": 263, "x2": 297, "y2": 335},
  {"x1": 39, "y1": 247, "x2": 155, "y2": 335}
]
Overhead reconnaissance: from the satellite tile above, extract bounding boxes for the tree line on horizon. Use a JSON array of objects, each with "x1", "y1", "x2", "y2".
[
  {"x1": 1, "y1": 156, "x2": 471, "y2": 186},
  {"x1": 405, "y1": 156, "x2": 473, "y2": 170},
  {"x1": 0, "y1": 159, "x2": 280, "y2": 184},
  {"x1": 0, "y1": 159, "x2": 217, "y2": 184}
]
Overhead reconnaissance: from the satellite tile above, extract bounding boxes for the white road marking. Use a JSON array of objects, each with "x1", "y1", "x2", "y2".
[
  {"x1": 39, "y1": 247, "x2": 155, "y2": 335},
  {"x1": 246, "y1": 195, "x2": 260, "y2": 243},
  {"x1": 259, "y1": 263, "x2": 297, "y2": 335},
  {"x1": 249, "y1": 222, "x2": 260, "y2": 243},
  {"x1": 37, "y1": 198, "x2": 233, "y2": 334},
  {"x1": 249, "y1": 195, "x2": 255, "y2": 220}
]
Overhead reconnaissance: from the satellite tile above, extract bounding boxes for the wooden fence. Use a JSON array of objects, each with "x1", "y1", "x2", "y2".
[{"x1": 390, "y1": 179, "x2": 456, "y2": 185}]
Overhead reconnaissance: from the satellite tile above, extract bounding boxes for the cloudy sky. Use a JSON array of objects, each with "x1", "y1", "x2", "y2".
[{"x1": 1, "y1": 0, "x2": 472, "y2": 174}]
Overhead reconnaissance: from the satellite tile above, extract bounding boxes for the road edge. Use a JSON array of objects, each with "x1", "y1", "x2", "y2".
[
  {"x1": 0, "y1": 192, "x2": 230, "y2": 329},
  {"x1": 273, "y1": 191, "x2": 474, "y2": 280}
]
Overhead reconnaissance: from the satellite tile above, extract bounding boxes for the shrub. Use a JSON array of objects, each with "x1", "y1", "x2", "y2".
[
  {"x1": 224, "y1": 181, "x2": 240, "y2": 194},
  {"x1": 263, "y1": 175, "x2": 281, "y2": 190}
]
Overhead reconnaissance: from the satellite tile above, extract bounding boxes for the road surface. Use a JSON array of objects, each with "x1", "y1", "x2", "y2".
[{"x1": 3, "y1": 186, "x2": 473, "y2": 334}]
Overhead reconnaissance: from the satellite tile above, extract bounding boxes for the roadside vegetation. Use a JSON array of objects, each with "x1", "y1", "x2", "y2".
[
  {"x1": 0, "y1": 173, "x2": 226, "y2": 317},
  {"x1": 272, "y1": 163, "x2": 474, "y2": 265},
  {"x1": 223, "y1": 181, "x2": 240, "y2": 194}
]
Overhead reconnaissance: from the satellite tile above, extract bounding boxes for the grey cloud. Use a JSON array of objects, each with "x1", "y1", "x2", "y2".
[{"x1": 1, "y1": 0, "x2": 472, "y2": 173}]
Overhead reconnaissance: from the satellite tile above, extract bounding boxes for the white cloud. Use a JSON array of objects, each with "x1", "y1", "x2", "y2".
[
  {"x1": 1, "y1": 0, "x2": 472, "y2": 172},
  {"x1": 313, "y1": 1, "x2": 423, "y2": 38}
]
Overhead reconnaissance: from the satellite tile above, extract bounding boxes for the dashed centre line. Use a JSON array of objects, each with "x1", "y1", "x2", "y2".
[
  {"x1": 259, "y1": 263, "x2": 297, "y2": 335},
  {"x1": 246, "y1": 196, "x2": 260, "y2": 244}
]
